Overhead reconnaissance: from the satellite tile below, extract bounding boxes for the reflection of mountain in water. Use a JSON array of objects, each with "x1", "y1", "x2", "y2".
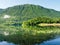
[
  {"x1": 0, "y1": 26, "x2": 60, "y2": 45},
  {"x1": 40, "y1": 38, "x2": 60, "y2": 45},
  {"x1": 0, "y1": 41, "x2": 15, "y2": 45}
]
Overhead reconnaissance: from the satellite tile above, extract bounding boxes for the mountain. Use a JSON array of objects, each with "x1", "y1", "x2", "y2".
[
  {"x1": 0, "y1": 4, "x2": 60, "y2": 24},
  {"x1": 0, "y1": 4, "x2": 60, "y2": 45},
  {"x1": 0, "y1": 9, "x2": 4, "y2": 14}
]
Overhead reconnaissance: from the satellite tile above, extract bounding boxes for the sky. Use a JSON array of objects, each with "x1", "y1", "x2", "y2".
[{"x1": 0, "y1": 0, "x2": 60, "y2": 11}]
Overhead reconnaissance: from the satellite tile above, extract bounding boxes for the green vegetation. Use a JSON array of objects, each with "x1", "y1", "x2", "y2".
[
  {"x1": 1, "y1": 4, "x2": 60, "y2": 23},
  {"x1": 0, "y1": 4, "x2": 60, "y2": 45},
  {"x1": 22, "y1": 17, "x2": 60, "y2": 28}
]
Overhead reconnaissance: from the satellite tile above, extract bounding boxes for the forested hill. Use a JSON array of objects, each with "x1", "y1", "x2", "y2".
[
  {"x1": 0, "y1": 9, "x2": 4, "y2": 14},
  {"x1": 2, "y1": 4, "x2": 60, "y2": 17},
  {"x1": 0, "y1": 4, "x2": 60, "y2": 23}
]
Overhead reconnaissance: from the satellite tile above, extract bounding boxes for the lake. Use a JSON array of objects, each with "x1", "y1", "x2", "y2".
[
  {"x1": 0, "y1": 25, "x2": 60, "y2": 45},
  {"x1": 40, "y1": 37, "x2": 60, "y2": 45},
  {"x1": 0, "y1": 41, "x2": 16, "y2": 45},
  {"x1": 0, "y1": 37, "x2": 60, "y2": 45}
]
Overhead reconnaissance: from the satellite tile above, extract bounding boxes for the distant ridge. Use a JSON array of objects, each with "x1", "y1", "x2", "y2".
[{"x1": 0, "y1": 4, "x2": 60, "y2": 23}]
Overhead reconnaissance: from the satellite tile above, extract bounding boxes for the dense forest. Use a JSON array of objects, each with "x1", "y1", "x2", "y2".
[{"x1": 0, "y1": 4, "x2": 60, "y2": 23}]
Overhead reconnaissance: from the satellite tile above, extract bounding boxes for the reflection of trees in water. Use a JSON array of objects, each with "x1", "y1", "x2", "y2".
[
  {"x1": 0, "y1": 17, "x2": 60, "y2": 45},
  {"x1": 22, "y1": 25, "x2": 60, "y2": 45},
  {"x1": 0, "y1": 33, "x2": 55, "y2": 45},
  {"x1": 0, "y1": 23, "x2": 60, "y2": 45},
  {"x1": 0, "y1": 27, "x2": 57, "y2": 45}
]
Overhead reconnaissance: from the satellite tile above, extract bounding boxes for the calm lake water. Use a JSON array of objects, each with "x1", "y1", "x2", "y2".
[
  {"x1": 0, "y1": 41, "x2": 16, "y2": 45},
  {"x1": 39, "y1": 38, "x2": 60, "y2": 45},
  {"x1": 0, "y1": 38, "x2": 60, "y2": 45},
  {"x1": 0, "y1": 26, "x2": 60, "y2": 45}
]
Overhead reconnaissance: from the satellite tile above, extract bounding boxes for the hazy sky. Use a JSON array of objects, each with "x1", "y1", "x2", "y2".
[{"x1": 0, "y1": 0, "x2": 60, "y2": 11}]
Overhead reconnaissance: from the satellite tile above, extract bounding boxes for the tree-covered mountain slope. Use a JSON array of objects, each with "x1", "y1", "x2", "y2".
[
  {"x1": 0, "y1": 9, "x2": 4, "y2": 14},
  {"x1": 0, "y1": 4, "x2": 60, "y2": 24}
]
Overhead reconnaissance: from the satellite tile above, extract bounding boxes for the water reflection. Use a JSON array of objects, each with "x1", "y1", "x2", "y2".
[
  {"x1": 0, "y1": 41, "x2": 15, "y2": 45},
  {"x1": 0, "y1": 26, "x2": 60, "y2": 45},
  {"x1": 0, "y1": 30, "x2": 56, "y2": 45},
  {"x1": 40, "y1": 38, "x2": 60, "y2": 45}
]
